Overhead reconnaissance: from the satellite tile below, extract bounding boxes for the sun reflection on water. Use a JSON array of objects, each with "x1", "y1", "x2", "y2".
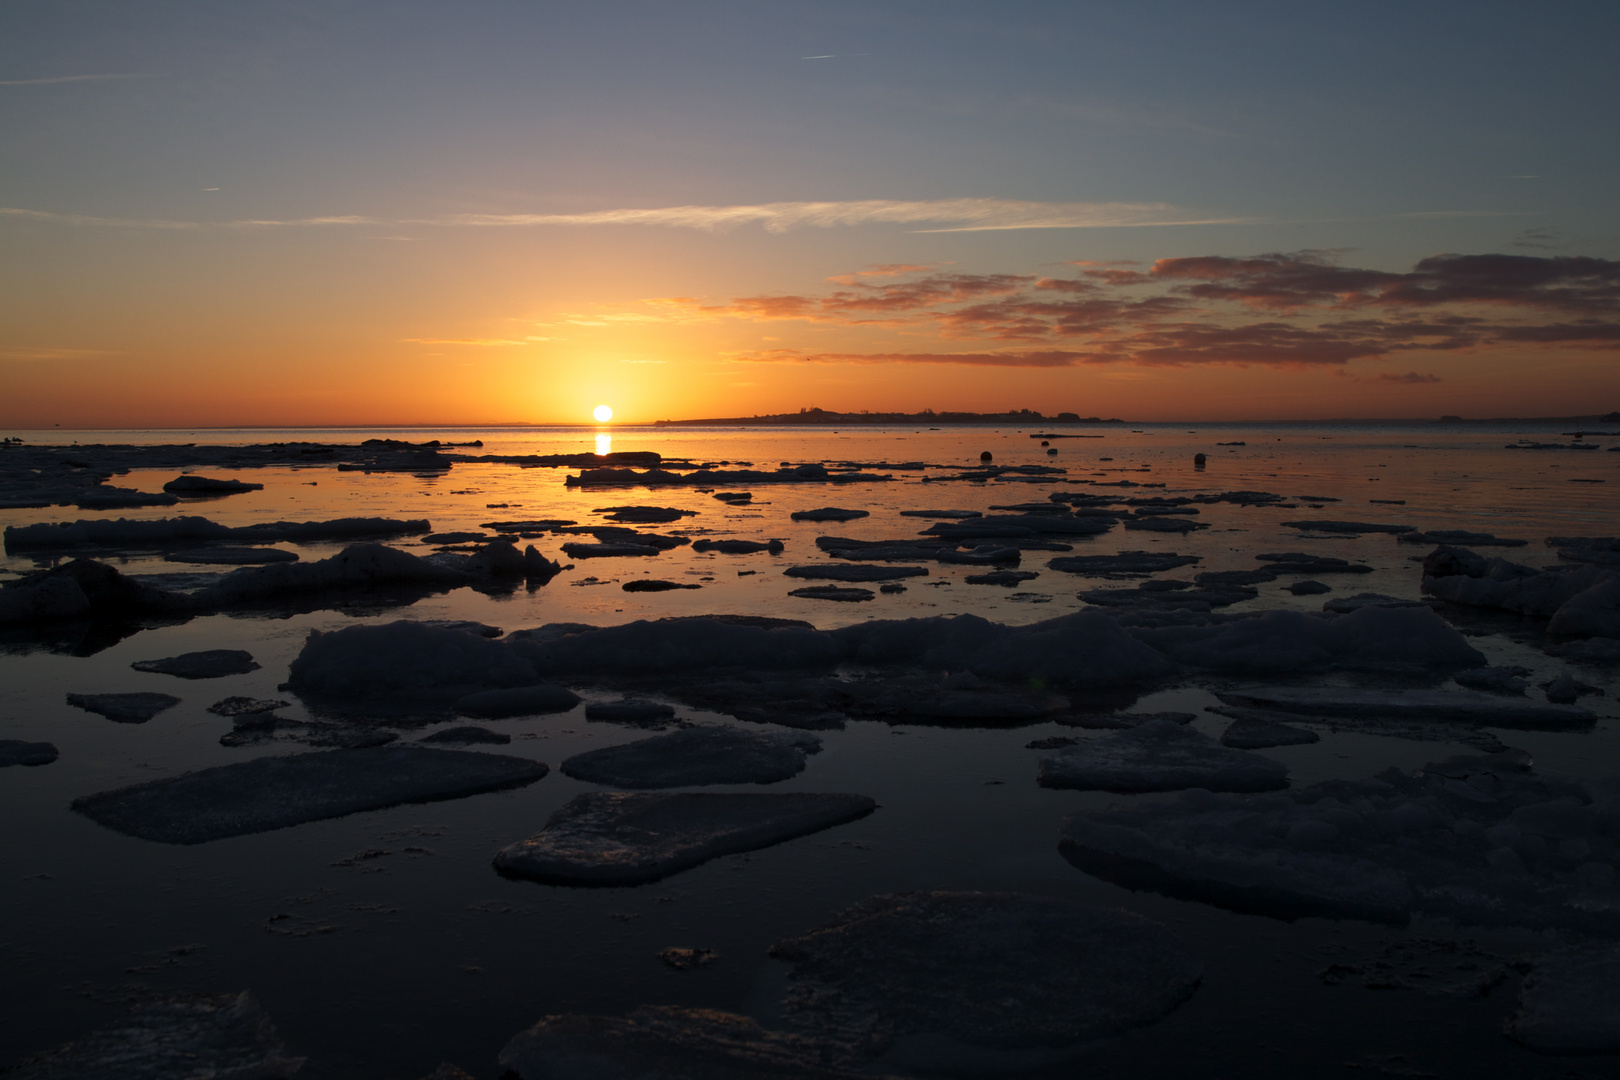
[{"x1": 595, "y1": 433, "x2": 612, "y2": 456}]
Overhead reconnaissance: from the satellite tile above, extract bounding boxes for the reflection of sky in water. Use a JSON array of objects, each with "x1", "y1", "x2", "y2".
[{"x1": 0, "y1": 424, "x2": 1616, "y2": 1078}]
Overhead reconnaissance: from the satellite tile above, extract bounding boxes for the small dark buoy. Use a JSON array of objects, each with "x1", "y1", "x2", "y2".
[
  {"x1": 1040, "y1": 440, "x2": 1050, "y2": 446},
  {"x1": 980, "y1": 451, "x2": 993, "y2": 462},
  {"x1": 1194, "y1": 453, "x2": 1207, "y2": 468},
  {"x1": 1046, "y1": 447, "x2": 1057, "y2": 455}
]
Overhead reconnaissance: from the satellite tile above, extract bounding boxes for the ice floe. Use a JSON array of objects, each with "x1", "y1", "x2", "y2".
[
  {"x1": 131, "y1": 649, "x2": 260, "y2": 679},
  {"x1": 1125, "y1": 605, "x2": 1486, "y2": 673},
  {"x1": 74, "y1": 746, "x2": 548, "y2": 843},
  {"x1": 964, "y1": 570, "x2": 1040, "y2": 586},
  {"x1": 5, "y1": 991, "x2": 302, "y2": 1080},
  {"x1": 1060, "y1": 752, "x2": 1620, "y2": 932},
  {"x1": 691, "y1": 538, "x2": 784, "y2": 554},
  {"x1": 1218, "y1": 716, "x2": 1320, "y2": 749},
  {"x1": 1504, "y1": 945, "x2": 1620, "y2": 1053},
  {"x1": 509, "y1": 617, "x2": 841, "y2": 677},
  {"x1": 287, "y1": 621, "x2": 543, "y2": 705},
  {"x1": 454, "y1": 684, "x2": 582, "y2": 718},
  {"x1": 492, "y1": 791, "x2": 876, "y2": 885},
  {"x1": 832, "y1": 611, "x2": 1171, "y2": 688},
  {"x1": 791, "y1": 507, "x2": 871, "y2": 523},
  {"x1": 1046, "y1": 551, "x2": 1202, "y2": 578},
  {"x1": 1422, "y1": 545, "x2": 1613, "y2": 622},
  {"x1": 1279, "y1": 520, "x2": 1415, "y2": 534},
  {"x1": 790, "y1": 585, "x2": 874, "y2": 602},
  {"x1": 1216, "y1": 686, "x2": 1593, "y2": 729},
  {"x1": 0, "y1": 740, "x2": 57, "y2": 767},
  {"x1": 420, "y1": 725, "x2": 511, "y2": 745},
  {"x1": 784, "y1": 564, "x2": 928, "y2": 582},
  {"x1": 66, "y1": 691, "x2": 181, "y2": 724},
  {"x1": 622, "y1": 579, "x2": 702, "y2": 592},
  {"x1": 163, "y1": 546, "x2": 299, "y2": 565},
  {"x1": 770, "y1": 892, "x2": 1201, "y2": 1070},
  {"x1": 560, "y1": 725, "x2": 820, "y2": 788},
  {"x1": 1037, "y1": 719, "x2": 1289, "y2": 792},
  {"x1": 585, "y1": 700, "x2": 679, "y2": 725},
  {"x1": 162, "y1": 475, "x2": 264, "y2": 496},
  {"x1": 3, "y1": 515, "x2": 429, "y2": 551},
  {"x1": 499, "y1": 1006, "x2": 887, "y2": 1080}
]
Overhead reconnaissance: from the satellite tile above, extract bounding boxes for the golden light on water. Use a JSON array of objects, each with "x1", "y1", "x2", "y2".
[
  {"x1": 593, "y1": 404, "x2": 613, "y2": 423},
  {"x1": 595, "y1": 433, "x2": 612, "y2": 456}
]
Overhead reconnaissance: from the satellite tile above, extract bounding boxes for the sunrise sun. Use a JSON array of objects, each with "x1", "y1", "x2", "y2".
[{"x1": 592, "y1": 404, "x2": 613, "y2": 423}]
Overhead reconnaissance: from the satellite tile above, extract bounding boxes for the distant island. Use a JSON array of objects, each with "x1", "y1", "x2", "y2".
[
  {"x1": 654, "y1": 407, "x2": 1123, "y2": 426},
  {"x1": 653, "y1": 408, "x2": 1620, "y2": 428}
]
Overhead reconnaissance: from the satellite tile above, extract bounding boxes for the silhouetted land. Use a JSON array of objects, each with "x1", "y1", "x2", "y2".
[
  {"x1": 654, "y1": 408, "x2": 1120, "y2": 426},
  {"x1": 654, "y1": 409, "x2": 1620, "y2": 428}
]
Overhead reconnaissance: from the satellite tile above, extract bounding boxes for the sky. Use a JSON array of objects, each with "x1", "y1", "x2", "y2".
[{"x1": 2, "y1": 0, "x2": 1617, "y2": 427}]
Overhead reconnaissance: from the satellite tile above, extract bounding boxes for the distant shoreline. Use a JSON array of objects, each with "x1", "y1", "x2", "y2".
[
  {"x1": 651, "y1": 410, "x2": 1620, "y2": 428},
  {"x1": 4, "y1": 411, "x2": 1616, "y2": 433}
]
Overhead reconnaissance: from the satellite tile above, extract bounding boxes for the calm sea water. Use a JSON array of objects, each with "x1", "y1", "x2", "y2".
[{"x1": 1, "y1": 423, "x2": 1616, "y2": 1078}]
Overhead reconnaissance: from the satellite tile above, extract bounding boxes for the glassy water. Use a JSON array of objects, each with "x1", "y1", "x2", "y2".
[{"x1": 1, "y1": 423, "x2": 1616, "y2": 1078}]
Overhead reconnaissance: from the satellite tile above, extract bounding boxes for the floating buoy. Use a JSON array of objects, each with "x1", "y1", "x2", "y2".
[
  {"x1": 1046, "y1": 448, "x2": 1057, "y2": 455},
  {"x1": 980, "y1": 451, "x2": 993, "y2": 462},
  {"x1": 1194, "y1": 453, "x2": 1207, "y2": 468}
]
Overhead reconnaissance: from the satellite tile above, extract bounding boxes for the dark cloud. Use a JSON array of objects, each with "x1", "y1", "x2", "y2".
[
  {"x1": 735, "y1": 350, "x2": 1092, "y2": 367},
  {"x1": 1377, "y1": 371, "x2": 1443, "y2": 384},
  {"x1": 699, "y1": 251, "x2": 1620, "y2": 368}
]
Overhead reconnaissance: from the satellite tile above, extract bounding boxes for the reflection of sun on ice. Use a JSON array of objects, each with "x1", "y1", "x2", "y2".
[{"x1": 593, "y1": 404, "x2": 613, "y2": 423}]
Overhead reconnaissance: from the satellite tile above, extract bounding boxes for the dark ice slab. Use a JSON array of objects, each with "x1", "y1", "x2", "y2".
[
  {"x1": 1060, "y1": 753, "x2": 1620, "y2": 931},
  {"x1": 770, "y1": 892, "x2": 1201, "y2": 1068},
  {"x1": 493, "y1": 791, "x2": 876, "y2": 885},
  {"x1": 788, "y1": 586, "x2": 874, "y2": 602},
  {"x1": 1505, "y1": 945, "x2": 1620, "y2": 1053},
  {"x1": 162, "y1": 475, "x2": 264, "y2": 495},
  {"x1": 420, "y1": 725, "x2": 511, "y2": 745},
  {"x1": 561, "y1": 726, "x2": 819, "y2": 788},
  {"x1": 5, "y1": 991, "x2": 302, "y2": 1080},
  {"x1": 0, "y1": 740, "x2": 58, "y2": 767},
  {"x1": 1279, "y1": 520, "x2": 1414, "y2": 534},
  {"x1": 1047, "y1": 551, "x2": 1201, "y2": 577},
  {"x1": 784, "y1": 564, "x2": 927, "y2": 582},
  {"x1": 163, "y1": 546, "x2": 299, "y2": 565},
  {"x1": 1218, "y1": 716, "x2": 1320, "y2": 749},
  {"x1": 1217, "y1": 687, "x2": 1595, "y2": 729},
  {"x1": 454, "y1": 684, "x2": 582, "y2": 718},
  {"x1": 1038, "y1": 719, "x2": 1289, "y2": 793},
  {"x1": 131, "y1": 649, "x2": 260, "y2": 679},
  {"x1": 66, "y1": 691, "x2": 181, "y2": 724},
  {"x1": 790, "y1": 508, "x2": 870, "y2": 522},
  {"x1": 500, "y1": 1006, "x2": 891, "y2": 1080},
  {"x1": 73, "y1": 746, "x2": 548, "y2": 844},
  {"x1": 585, "y1": 699, "x2": 678, "y2": 725}
]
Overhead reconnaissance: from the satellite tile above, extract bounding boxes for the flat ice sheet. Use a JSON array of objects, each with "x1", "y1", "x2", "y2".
[
  {"x1": 73, "y1": 747, "x2": 549, "y2": 844},
  {"x1": 494, "y1": 791, "x2": 876, "y2": 886}
]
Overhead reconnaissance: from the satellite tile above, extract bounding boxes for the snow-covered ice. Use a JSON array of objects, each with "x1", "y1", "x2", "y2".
[
  {"x1": 1037, "y1": 719, "x2": 1290, "y2": 792},
  {"x1": 493, "y1": 791, "x2": 876, "y2": 886}
]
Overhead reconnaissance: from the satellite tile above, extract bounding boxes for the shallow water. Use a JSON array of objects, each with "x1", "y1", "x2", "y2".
[{"x1": 2, "y1": 423, "x2": 1617, "y2": 1078}]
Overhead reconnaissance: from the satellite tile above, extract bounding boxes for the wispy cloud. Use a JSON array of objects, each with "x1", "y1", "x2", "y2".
[
  {"x1": 1376, "y1": 371, "x2": 1442, "y2": 383},
  {"x1": 1, "y1": 198, "x2": 1236, "y2": 234},
  {"x1": 0, "y1": 207, "x2": 380, "y2": 230},
  {"x1": 440, "y1": 199, "x2": 1241, "y2": 233},
  {"x1": 400, "y1": 337, "x2": 538, "y2": 346},
  {"x1": 0, "y1": 73, "x2": 158, "y2": 86},
  {"x1": 0, "y1": 346, "x2": 112, "y2": 362}
]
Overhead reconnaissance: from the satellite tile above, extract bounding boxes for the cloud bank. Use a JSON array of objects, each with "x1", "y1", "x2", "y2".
[
  {"x1": 2, "y1": 199, "x2": 1235, "y2": 234},
  {"x1": 705, "y1": 252, "x2": 1620, "y2": 369}
]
